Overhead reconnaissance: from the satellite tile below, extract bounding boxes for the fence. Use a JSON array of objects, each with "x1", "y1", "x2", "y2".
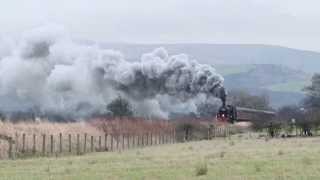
[
  {"x1": 0, "y1": 126, "x2": 231, "y2": 159},
  {"x1": 0, "y1": 129, "x2": 177, "y2": 159}
]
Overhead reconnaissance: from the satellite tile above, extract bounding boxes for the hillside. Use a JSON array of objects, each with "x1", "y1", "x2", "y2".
[
  {"x1": 99, "y1": 43, "x2": 320, "y2": 73},
  {"x1": 219, "y1": 64, "x2": 310, "y2": 108},
  {"x1": 221, "y1": 64, "x2": 309, "y2": 90}
]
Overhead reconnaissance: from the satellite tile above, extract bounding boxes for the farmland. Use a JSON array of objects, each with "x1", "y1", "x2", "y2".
[{"x1": 1, "y1": 135, "x2": 320, "y2": 180}]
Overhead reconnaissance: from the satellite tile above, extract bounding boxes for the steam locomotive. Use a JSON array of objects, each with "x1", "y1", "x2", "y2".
[
  {"x1": 215, "y1": 87, "x2": 275, "y2": 124},
  {"x1": 216, "y1": 105, "x2": 237, "y2": 123},
  {"x1": 215, "y1": 86, "x2": 237, "y2": 123}
]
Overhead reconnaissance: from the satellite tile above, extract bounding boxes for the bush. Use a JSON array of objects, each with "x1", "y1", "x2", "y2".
[
  {"x1": 278, "y1": 150, "x2": 284, "y2": 156},
  {"x1": 195, "y1": 161, "x2": 208, "y2": 176},
  {"x1": 107, "y1": 96, "x2": 133, "y2": 117}
]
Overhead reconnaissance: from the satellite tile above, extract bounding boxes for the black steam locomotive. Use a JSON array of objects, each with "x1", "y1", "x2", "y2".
[
  {"x1": 215, "y1": 87, "x2": 275, "y2": 124},
  {"x1": 215, "y1": 86, "x2": 237, "y2": 123},
  {"x1": 216, "y1": 105, "x2": 237, "y2": 123}
]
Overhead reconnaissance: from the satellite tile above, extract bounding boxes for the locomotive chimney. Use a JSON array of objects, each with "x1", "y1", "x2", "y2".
[{"x1": 219, "y1": 86, "x2": 227, "y2": 107}]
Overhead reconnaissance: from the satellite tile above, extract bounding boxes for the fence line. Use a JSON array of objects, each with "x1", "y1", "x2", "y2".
[{"x1": 0, "y1": 126, "x2": 231, "y2": 159}]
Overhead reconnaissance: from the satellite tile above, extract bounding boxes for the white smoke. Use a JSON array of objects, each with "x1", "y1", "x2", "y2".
[{"x1": 0, "y1": 25, "x2": 224, "y2": 119}]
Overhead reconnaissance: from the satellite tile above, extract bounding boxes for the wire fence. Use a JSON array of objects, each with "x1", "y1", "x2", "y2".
[{"x1": 0, "y1": 126, "x2": 231, "y2": 160}]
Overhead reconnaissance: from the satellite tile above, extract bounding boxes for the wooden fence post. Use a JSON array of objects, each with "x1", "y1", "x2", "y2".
[
  {"x1": 142, "y1": 134, "x2": 144, "y2": 146},
  {"x1": 116, "y1": 135, "x2": 119, "y2": 150},
  {"x1": 142, "y1": 134, "x2": 145, "y2": 147},
  {"x1": 150, "y1": 132, "x2": 153, "y2": 146},
  {"x1": 59, "y1": 133, "x2": 62, "y2": 153},
  {"x1": 99, "y1": 136, "x2": 102, "y2": 151},
  {"x1": 132, "y1": 134, "x2": 135, "y2": 148},
  {"x1": 42, "y1": 134, "x2": 46, "y2": 156},
  {"x1": 104, "y1": 134, "x2": 108, "y2": 151},
  {"x1": 15, "y1": 133, "x2": 18, "y2": 154},
  {"x1": 50, "y1": 135, "x2": 54, "y2": 154},
  {"x1": 68, "y1": 134, "x2": 72, "y2": 153},
  {"x1": 164, "y1": 131, "x2": 168, "y2": 144},
  {"x1": 163, "y1": 133, "x2": 165, "y2": 144},
  {"x1": 76, "y1": 134, "x2": 80, "y2": 155},
  {"x1": 84, "y1": 133, "x2": 87, "y2": 153},
  {"x1": 122, "y1": 134, "x2": 125, "y2": 150},
  {"x1": 173, "y1": 128, "x2": 176, "y2": 143},
  {"x1": 110, "y1": 134, "x2": 114, "y2": 151},
  {"x1": 22, "y1": 133, "x2": 26, "y2": 153},
  {"x1": 90, "y1": 136, "x2": 94, "y2": 152},
  {"x1": 8, "y1": 137, "x2": 14, "y2": 159},
  {"x1": 127, "y1": 134, "x2": 130, "y2": 149},
  {"x1": 33, "y1": 134, "x2": 36, "y2": 155},
  {"x1": 162, "y1": 133, "x2": 164, "y2": 144},
  {"x1": 155, "y1": 132, "x2": 157, "y2": 145}
]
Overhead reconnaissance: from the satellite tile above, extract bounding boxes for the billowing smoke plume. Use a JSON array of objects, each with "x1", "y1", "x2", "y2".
[{"x1": 0, "y1": 25, "x2": 224, "y2": 120}]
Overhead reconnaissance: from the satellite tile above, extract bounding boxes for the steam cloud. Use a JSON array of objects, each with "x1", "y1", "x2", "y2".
[{"x1": 0, "y1": 25, "x2": 224, "y2": 120}]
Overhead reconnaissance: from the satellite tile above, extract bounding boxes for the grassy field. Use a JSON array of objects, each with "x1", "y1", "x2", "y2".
[
  {"x1": 214, "y1": 64, "x2": 255, "y2": 76},
  {"x1": 265, "y1": 81, "x2": 310, "y2": 93},
  {"x1": 1, "y1": 135, "x2": 320, "y2": 180}
]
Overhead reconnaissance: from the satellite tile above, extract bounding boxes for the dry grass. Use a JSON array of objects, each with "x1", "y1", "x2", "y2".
[
  {"x1": 0, "y1": 119, "x2": 174, "y2": 159},
  {"x1": 90, "y1": 117, "x2": 173, "y2": 135},
  {"x1": 0, "y1": 121, "x2": 104, "y2": 159},
  {"x1": 0, "y1": 121, "x2": 103, "y2": 137}
]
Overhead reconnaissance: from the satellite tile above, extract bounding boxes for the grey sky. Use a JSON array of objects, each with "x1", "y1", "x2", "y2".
[{"x1": 1, "y1": 0, "x2": 320, "y2": 51}]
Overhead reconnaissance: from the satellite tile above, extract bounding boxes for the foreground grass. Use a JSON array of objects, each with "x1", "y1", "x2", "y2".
[{"x1": 1, "y1": 136, "x2": 320, "y2": 180}]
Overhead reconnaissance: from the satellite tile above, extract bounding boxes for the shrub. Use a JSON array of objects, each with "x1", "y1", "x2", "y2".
[
  {"x1": 220, "y1": 151, "x2": 226, "y2": 158},
  {"x1": 254, "y1": 164, "x2": 262, "y2": 172},
  {"x1": 229, "y1": 141, "x2": 235, "y2": 146},
  {"x1": 302, "y1": 157, "x2": 312, "y2": 165},
  {"x1": 278, "y1": 150, "x2": 284, "y2": 156},
  {"x1": 195, "y1": 161, "x2": 208, "y2": 176}
]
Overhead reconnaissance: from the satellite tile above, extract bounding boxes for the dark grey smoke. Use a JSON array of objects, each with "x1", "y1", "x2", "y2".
[{"x1": 0, "y1": 25, "x2": 224, "y2": 119}]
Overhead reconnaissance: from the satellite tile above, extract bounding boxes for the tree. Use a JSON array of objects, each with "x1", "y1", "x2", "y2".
[
  {"x1": 107, "y1": 96, "x2": 133, "y2": 117},
  {"x1": 278, "y1": 105, "x2": 305, "y2": 126},
  {"x1": 304, "y1": 73, "x2": 320, "y2": 109},
  {"x1": 302, "y1": 73, "x2": 320, "y2": 129}
]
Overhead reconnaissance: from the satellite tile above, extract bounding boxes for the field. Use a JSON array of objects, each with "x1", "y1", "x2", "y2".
[
  {"x1": 1, "y1": 135, "x2": 320, "y2": 180},
  {"x1": 265, "y1": 81, "x2": 310, "y2": 93},
  {"x1": 214, "y1": 64, "x2": 255, "y2": 76}
]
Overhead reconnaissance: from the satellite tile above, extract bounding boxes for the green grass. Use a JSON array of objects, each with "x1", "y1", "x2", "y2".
[
  {"x1": 265, "y1": 81, "x2": 310, "y2": 93},
  {"x1": 214, "y1": 64, "x2": 255, "y2": 76},
  {"x1": 1, "y1": 136, "x2": 320, "y2": 180}
]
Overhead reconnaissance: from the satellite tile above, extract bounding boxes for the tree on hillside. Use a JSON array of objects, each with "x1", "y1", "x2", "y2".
[
  {"x1": 107, "y1": 96, "x2": 133, "y2": 118},
  {"x1": 304, "y1": 73, "x2": 320, "y2": 109},
  {"x1": 277, "y1": 105, "x2": 306, "y2": 126},
  {"x1": 302, "y1": 73, "x2": 320, "y2": 129},
  {"x1": 228, "y1": 90, "x2": 271, "y2": 110}
]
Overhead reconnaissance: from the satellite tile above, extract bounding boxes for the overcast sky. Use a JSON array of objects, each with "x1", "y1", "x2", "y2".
[{"x1": 1, "y1": 0, "x2": 320, "y2": 51}]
